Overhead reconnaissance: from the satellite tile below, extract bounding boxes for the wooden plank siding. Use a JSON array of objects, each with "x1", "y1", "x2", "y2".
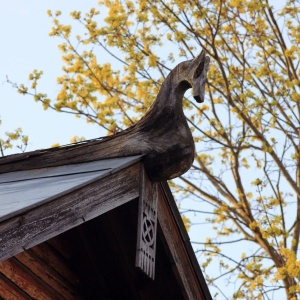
[
  {"x1": 0, "y1": 242, "x2": 83, "y2": 299},
  {"x1": 0, "y1": 272, "x2": 32, "y2": 300}
]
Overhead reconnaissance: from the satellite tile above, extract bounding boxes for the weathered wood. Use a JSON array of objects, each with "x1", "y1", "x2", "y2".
[
  {"x1": 30, "y1": 242, "x2": 80, "y2": 287},
  {"x1": 15, "y1": 250, "x2": 80, "y2": 299},
  {"x1": 0, "y1": 258, "x2": 58, "y2": 299},
  {"x1": 0, "y1": 156, "x2": 142, "y2": 223},
  {"x1": 0, "y1": 163, "x2": 140, "y2": 262},
  {"x1": 136, "y1": 165, "x2": 158, "y2": 279},
  {"x1": 0, "y1": 272, "x2": 31, "y2": 300},
  {"x1": 0, "y1": 52, "x2": 209, "y2": 181},
  {"x1": 157, "y1": 183, "x2": 207, "y2": 300},
  {"x1": 105, "y1": 199, "x2": 185, "y2": 299},
  {"x1": 161, "y1": 182, "x2": 212, "y2": 300}
]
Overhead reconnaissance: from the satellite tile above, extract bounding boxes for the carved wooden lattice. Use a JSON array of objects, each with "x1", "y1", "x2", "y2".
[{"x1": 136, "y1": 166, "x2": 158, "y2": 280}]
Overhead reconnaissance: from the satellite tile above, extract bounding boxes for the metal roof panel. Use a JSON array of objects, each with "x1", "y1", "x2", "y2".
[
  {"x1": 0, "y1": 155, "x2": 142, "y2": 222},
  {"x1": 0, "y1": 156, "x2": 142, "y2": 184}
]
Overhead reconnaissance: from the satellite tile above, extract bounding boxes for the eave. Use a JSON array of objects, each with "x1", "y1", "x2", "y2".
[{"x1": 0, "y1": 155, "x2": 211, "y2": 299}]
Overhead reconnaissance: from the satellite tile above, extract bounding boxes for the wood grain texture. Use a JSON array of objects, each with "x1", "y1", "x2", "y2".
[
  {"x1": 136, "y1": 165, "x2": 158, "y2": 279},
  {"x1": 0, "y1": 52, "x2": 209, "y2": 181},
  {"x1": 66, "y1": 198, "x2": 185, "y2": 300},
  {"x1": 0, "y1": 163, "x2": 140, "y2": 263},
  {"x1": 157, "y1": 183, "x2": 206, "y2": 300},
  {"x1": 0, "y1": 272, "x2": 31, "y2": 300},
  {"x1": 0, "y1": 258, "x2": 58, "y2": 300},
  {"x1": 30, "y1": 242, "x2": 80, "y2": 287},
  {"x1": 0, "y1": 156, "x2": 141, "y2": 223},
  {"x1": 15, "y1": 250, "x2": 79, "y2": 299}
]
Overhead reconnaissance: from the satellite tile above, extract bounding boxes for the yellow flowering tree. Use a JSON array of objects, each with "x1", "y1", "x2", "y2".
[
  {"x1": 12, "y1": 0, "x2": 300, "y2": 298},
  {"x1": 0, "y1": 118, "x2": 28, "y2": 156}
]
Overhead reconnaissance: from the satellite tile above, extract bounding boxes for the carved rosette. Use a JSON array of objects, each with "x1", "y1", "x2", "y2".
[{"x1": 136, "y1": 166, "x2": 158, "y2": 280}]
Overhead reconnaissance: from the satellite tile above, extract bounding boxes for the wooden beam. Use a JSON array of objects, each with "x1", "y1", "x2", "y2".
[
  {"x1": 0, "y1": 258, "x2": 58, "y2": 299},
  {"x1": 157, "y1": 183, "x2": 207, "y2": 300},
  {"x1": 0, "y1": 272, "x2": 31, "y2": 300},
  {"x1": 30, "y1": 242, "x2": 80, "y2": 287},
  {"x1": 0, "y1": 163, "x2": 140, "y2": 262},
  {"x1": 15, "y1": 250, "x2": 79, "y2": 299}
]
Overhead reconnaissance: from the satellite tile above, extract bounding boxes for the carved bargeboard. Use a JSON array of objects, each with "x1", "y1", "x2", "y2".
[{"x1": 136, "y1": 166, "x2": 158, "y2": 280}]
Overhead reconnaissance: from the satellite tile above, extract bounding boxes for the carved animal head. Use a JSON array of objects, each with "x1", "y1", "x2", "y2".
[{"x1": 177, "y1": 50, "x2": 210, "y2": 103}]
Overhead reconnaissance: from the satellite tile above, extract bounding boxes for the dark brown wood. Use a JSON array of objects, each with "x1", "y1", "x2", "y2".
[
  {"x1": 15, "y1": 250, "x2": 80, "y2": 299},
  {"x1": 73, "y1": 208, "x2": 140, "y2": 299},
  {"x1": 0, "y1": 52, "x2": 209, "y2": 181},
  {"x1": 136, "y1": 165, "x2": 158, "y2": 279},
  {"x1": 0, "y1": 258, "x2": 59, "y2": 299},
  {"x1": 61, "y1": 198, "x2": 185, "y2": 300},
  {"x1": 0, "y1": 272, "x2": 31, "y2": 300},
  {"x1": 161, "y1": 182, "x2": 212, "y2": 300},
  {"x1": 0, "y1": 163, "x2": 140, "y2": 262},
  {"x1": 0, "y1": 178, "x2": 211, "y2": 300},
  {"x1": 30, "y1": 242, "x2": 80, "y2": 287}
]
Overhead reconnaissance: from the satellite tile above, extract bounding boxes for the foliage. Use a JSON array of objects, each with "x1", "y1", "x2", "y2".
[
  {"x1": 12, "y1": 0, "x2": 300, "y2": 298},
  {"x1": 0, "y1": 117, "x2": 28, "y2": 156}
]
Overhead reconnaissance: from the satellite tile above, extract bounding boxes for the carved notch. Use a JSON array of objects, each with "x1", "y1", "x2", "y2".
[{"x1": 136, "y1": 166, "x2": 158, "y2": 279}]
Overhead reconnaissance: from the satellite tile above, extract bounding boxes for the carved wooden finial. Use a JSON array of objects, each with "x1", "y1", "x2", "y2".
[
  {"x1": 116, "y1": 50, "x2": 210, "y2": 180},
  {"x1": 0, "y1": 51, "x2": 210, "y2": 181}
]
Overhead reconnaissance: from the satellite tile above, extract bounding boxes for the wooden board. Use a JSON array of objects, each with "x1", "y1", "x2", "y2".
[
  {"x1": 0, "y1": 156, "x2": 142, "y2": 222},
  {"x1": 157, "y1": 183, "x2": 208, "y2": 300},
  {"x1": 0, "y1": 163, "x2": 140, "y2": 262},
  {"x1": 136, "y1": 166, "x2": 158, "y2": 279}
]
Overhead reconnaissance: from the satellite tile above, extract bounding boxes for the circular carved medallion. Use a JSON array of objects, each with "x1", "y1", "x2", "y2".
[{"x1": 142, "y1": 216, "x2": 155, "y2": 246}]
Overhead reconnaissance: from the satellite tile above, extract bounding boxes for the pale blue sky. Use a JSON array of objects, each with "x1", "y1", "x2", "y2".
[
  {"x1": 1, "y1": 2, "x2": 288, "y2": 297},
  {"x1": 0, "y1": 1, "x2": 107, "y2": 154}
]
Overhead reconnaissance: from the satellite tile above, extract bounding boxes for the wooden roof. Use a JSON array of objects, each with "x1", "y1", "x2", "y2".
[
  {"x1": 0, "y1": 154, "x2": 212, "y2": 299},
  {"x1": 0, "y1": 53, "x2": 212, "y2": 299}
]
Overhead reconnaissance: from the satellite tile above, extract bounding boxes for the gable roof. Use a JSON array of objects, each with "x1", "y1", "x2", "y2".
[{"x1": 0, "y1": 152, "x2": 212, "y2": 299}]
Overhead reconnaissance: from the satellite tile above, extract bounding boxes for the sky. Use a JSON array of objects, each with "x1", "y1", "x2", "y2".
[
  {"x1": 0, "y1": 1, "x2": 107, "y2": 155},
  {"x1": 0, "y1": 2, "x2": 225, "y2": 296},
  {"x1": 1, "y1": 1, "x2": 289, "y2": 298}
]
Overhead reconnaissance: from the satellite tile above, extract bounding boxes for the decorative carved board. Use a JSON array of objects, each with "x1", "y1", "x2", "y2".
[{"x1": 136, "y1": 166, "x2": 158, "y2": 280}]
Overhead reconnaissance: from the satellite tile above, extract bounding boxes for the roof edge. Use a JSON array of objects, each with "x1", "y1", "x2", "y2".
[{"x1": 160, "y1": 181, "x2": 212, "y2": 300}]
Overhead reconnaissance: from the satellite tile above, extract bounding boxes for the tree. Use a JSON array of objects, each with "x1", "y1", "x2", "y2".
[
  {"x1": 0, "y1": 117, "x2": 28, "y2": 156},
  {"x1": 10, "y1": 0, "x2": 300, "y2": 298}
]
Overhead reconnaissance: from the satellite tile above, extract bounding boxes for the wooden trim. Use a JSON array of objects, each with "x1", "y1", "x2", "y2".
[
  {"x1": 135, "y1": 165, "x2": 158, "y2": 279},
  {"x1": 160, "y1": 182, "x2": 212, "y2": 300},
  {"x1": 0, "y1": 163, "x2": 140, "y2": 262},
  {"x1": 157, "y1": 183, "x2": 208, "y2": 300}
]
